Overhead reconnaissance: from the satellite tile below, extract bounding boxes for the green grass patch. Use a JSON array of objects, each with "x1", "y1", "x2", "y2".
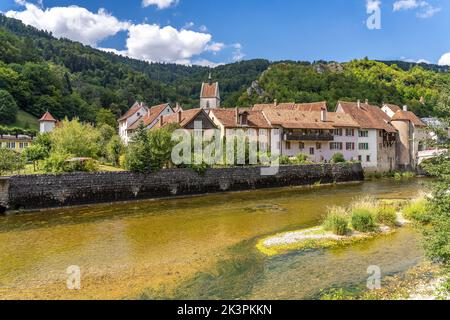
[
  {"x1": 376, "y1": 206, "x2": 398, "y2": 227},
  {"x1": 403, "y1": 197, "x2": 430, "y2": 224},
  {"x1": 4, "y1": 110, "x2": 39, "y2": 130},
  {"x1": 322, "y1": 206, "x2": 350, "y2": 236},
  {"x1": 351, "y1": 209, "x2": 378, "y2": 232}
]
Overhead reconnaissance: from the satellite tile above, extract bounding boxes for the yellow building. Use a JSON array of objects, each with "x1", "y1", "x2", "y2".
[{"x1": 0, "y1": 135, "x2": 33, "y2": 152}]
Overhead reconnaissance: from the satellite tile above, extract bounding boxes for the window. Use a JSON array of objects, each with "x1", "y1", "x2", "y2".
[
  {"x1": 316, "y1": 143, "x2": 322, "y2": 150},
  {"x1": 333, "y1": 129, "x2": 343, "y2": 136},
  {"x1": 309, "y1": 147, "x2": 315, "y2": 155},
  {"x1": 346, "y1": 142, "x2": 355, "y2": 150},
  {"x1": 358, "y1": 155, "x2": 362, "y2": 162},
  {"x1": 379, "y1": 130, "x2": 383, "y2": 137},
  {"x1": 359, "y1": 130, "x2": 369, "y2": 138},
  {"x1": 330, "y1": 142, "x2": 343, "y2": 150},
  {"x1": 299, "y1": 142, "x2": 305, "y2": 150},
  {"x1": 366, "y1": 155, "x2": 371, "y2": 162},
  {"x1": 286, "y1": 141, "x2": 291, "y2": 150},
  {"x1": 359, "y1": 143, "x2": 369, "y2": 150},
  {"x1": 6, "y1": 142, "x2": 15, "y2": 149},
  {"x1": 345, "y1": 129, "x2": 355, "y2": 137}
]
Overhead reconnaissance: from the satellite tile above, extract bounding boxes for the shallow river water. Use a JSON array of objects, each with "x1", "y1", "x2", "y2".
[{"x1": 0, "y1": 179, "x2": 430, "y2": 300}]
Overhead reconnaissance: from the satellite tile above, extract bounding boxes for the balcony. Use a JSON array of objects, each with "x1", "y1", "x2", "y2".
[{"x1": 285, "y1": 132, "x2": 334, "y2": 141}]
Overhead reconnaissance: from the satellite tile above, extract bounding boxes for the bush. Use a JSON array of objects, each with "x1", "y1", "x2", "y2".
[
  {"x1": 376, "y1": 206, "x2": 397, "y2": 227},
  {"x1": 64, "y1": 158, "x2": 98, "y2": 173},
  {"x1": 403, "y1": 198, "x2": 430, "y2": 224},
  {"x1": 351, "y1": 196, "x2": 378, "y2": 216},
  {"x1": 279, "y1": 155, "x2": 291, "y2": 165},
  {"x1": 323, "y1": 207, "x2": 350, "y2": 236},
  {"x1": 351, "y1": 209, "x2": 378, "y2": 232},
  {"x1": 331, "y1": 153, "x2": 345, "y2": 163},
  {"x1": 42, "y1": 152, "x2": 70, "y2": 173},
  {"x1": 295, "y1": 153, "x2": 309, "y2": 164}
]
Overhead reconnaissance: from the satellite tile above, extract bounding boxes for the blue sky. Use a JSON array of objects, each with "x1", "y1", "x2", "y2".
[{"x1": 1, "y1": 0, "x2": 449, "y2": 66}]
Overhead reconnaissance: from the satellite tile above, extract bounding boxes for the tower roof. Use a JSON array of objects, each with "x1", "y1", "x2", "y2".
[
  {"x1": 39, "y1": 111, "x2": 57, "y2": 122},
  {"x1": 200, "y1": 82, "x2": 219, "y2": 98}
]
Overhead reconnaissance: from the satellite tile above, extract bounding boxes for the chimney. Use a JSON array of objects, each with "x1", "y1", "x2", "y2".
[
  {"x1": 159, "y1": 115, "x2": 164, "y2": 127},
  {"x1": 357, "y1": 99, "x2": 361, "y2": 109},
  {"x1": 403, "y1": 105, "x2": 408, "y2": 112},
  {"x1": 321, "y1": 109, "x2": 327, "y2": 122},
  {"x1": 177, "y1": 110, "x2": 182, "y2": 123},
  {"x1": 274, "y1": 99, "x2": 278, "y2": 107}
]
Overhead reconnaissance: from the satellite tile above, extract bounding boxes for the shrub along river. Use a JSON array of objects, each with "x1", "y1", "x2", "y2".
[{"x1": 0, "y1": 179, "x2": 431, "y2": 300}]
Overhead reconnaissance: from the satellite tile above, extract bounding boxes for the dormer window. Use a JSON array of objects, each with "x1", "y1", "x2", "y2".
[{"x1": 239, "y1": 112, "x2": 249, "y2": 126}]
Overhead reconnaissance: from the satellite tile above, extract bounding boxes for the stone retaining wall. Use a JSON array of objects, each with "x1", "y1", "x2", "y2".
[{"x1": 1, "y1": 163, "x2": 364, "y2": 212}]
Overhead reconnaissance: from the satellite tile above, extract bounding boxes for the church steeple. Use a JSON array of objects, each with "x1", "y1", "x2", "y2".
[{"x1": 200, "y1": 73, "x2": 220, "y2": 109}]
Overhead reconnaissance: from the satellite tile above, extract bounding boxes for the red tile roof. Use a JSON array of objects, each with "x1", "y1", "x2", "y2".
[
  {"x1": 127, "y1": 103, "x2": 172, "y2": 131},
  {"x1": 201, "y1": 82, "x2": 219, "y2": 98},
  {"x1": 392, "y1": 110, "x2": 427, "y2": 127},
  {"x1": 210, "y1": 109, "x2": 272, "y2": 129},
  {"x1": 263, "y1": 110, "x2": 359, "y2": 130},
  {"x1": 39, "y1": 111, "x2": 57, "y2": 122},
  {"x1": 253, "y1": 101, "x2": 328, "y2": 112},
  {"x1": 337, "y1": 101, "x2": 397, "y2": 133},
  {"x1": 154, "y1": 108, "x2": 215, "y2": 129},
  {"x1": 383, "y1": 103, "x2": 402, "y2": 113},
  {"x1": 118, "y1": 102, "x2": 148, "y2": 122}
]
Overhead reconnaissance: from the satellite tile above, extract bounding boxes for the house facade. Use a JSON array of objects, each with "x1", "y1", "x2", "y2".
[
  {"x1": 209, "y1": 108, "x2": 274, "y2": 149},
  {"x1": 336, "y1": 101, "x2": 397, "y2": 172},
  {"x1": 261, "y1": 109, "x2": 360, "y2": 162},
  {"x1": 382, "y1": 104, "x2": 429, "y2": 170},
  {"x1": 118, "y1": 102, "x2": 174, "y2": 144},
  {"x1": 0, "y1": 135, "x2": 33, "y2": 151}
]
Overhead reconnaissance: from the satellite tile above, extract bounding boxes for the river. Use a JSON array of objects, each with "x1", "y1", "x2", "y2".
[{"x1": 0, "y1": 179, "x2": 430, "y2": 300}]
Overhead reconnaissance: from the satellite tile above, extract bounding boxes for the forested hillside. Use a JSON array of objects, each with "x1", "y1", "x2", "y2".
[
  {"x1": 0, "y1": 14, "x2": 449, "y2": 128},
  {"x1": 0, "y1": 15, "x2": 268, "y2": 125},
  {"x1": 237, "y1": 60, "x2": 450, "y2": 117}
]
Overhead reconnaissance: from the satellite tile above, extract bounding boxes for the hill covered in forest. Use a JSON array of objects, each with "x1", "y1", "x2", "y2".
[
  {"x1": 0, "y1": 14, "x2": 449, "y2": 128},
  {"x1": 237, "y1": 60, "x2": 450, "y2": 117}
]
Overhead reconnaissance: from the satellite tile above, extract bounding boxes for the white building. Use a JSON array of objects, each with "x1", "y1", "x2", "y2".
[
  {"x1": 336, "y1": 101, "x2": 397, "y2": 172},
  {"x1": 118, "y1": 102, "x2": 175, "y2": 144},
  {"x1": 200, "y1": 74, "x2": 220, "y2": 109},
  {"x1": 39, "y1": 111, "x2": 57, "y2": 134}
]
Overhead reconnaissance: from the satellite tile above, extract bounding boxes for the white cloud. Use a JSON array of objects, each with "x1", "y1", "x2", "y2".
[
  {"x1": 7, "y1": 1, "x2": 232, "y2": 65},
  {"x1": 438, "y1": 53, "x2": 450, "y2": 66},
  {"x1": 393, "y1": 0, "x2": 423, "y2": 11},
  {"x1": 393, "y1": 0, "x2": 441, "y2": 18},
  {"x1": 199, "y1": 25, "x2": 208, "y2": 32},
  {"x1": 416, "y1": 59, "x2": 430, "y2": 64},
  {"x1": 192, "y1": 59, "x2": 224, "y2": 68},
  {"x1": 6, "y1": 2, "x2": 129, "y2": 46},
  {"x1": 142, "y1": 0, "x2": 179, "y2": 10},
  {"x1": 417, "y1": 5, "x2": 441, "y2": 18},
  {"x1": 206, "y1": 42, "x2": 225, "y2": 53},
  {"x1": 124, "y1": 24, "x2": 213, "y2": 63}
]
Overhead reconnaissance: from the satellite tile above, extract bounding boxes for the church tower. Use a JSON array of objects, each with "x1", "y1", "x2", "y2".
[{"x1": 200, "y1": 73, "x2": 220, "y2": 109}]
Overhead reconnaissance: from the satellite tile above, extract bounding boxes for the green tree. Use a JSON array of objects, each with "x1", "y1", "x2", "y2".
[
  {"x1": 421, "y1": 155, "x2": 450, "y2": 264},
  {"x1": 96, "y1": 108, "x2": 117, "y2": 128},
  {"x1": 50, "y1": 118, "x2": 101, "y2": 158},
  {"x1": 106, "y1": 135, "x2": 124, "y2": 166},
  {"x1": 0, "y1": 148, "x2": 25, "y2": 175},
  {"x1": 123, "y1": 122, "x2": 152, "y2": 173},
  {"x1": 0, "y1": 89, "x2": 18, "y2": 124},
  {"x1": 23, "y1": 144, "x2": 47, "y2": 171}
]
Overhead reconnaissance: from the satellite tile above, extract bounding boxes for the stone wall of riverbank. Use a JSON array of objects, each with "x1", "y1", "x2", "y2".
[{"x1": 1, "y1": 163, "x2": 364, "y2": 212}]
